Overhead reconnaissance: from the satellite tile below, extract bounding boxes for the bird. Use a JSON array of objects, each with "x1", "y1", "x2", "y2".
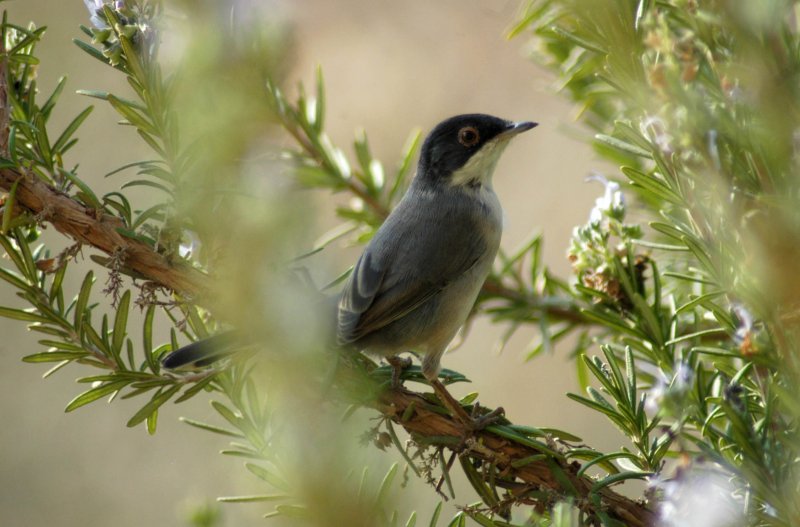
[{"x1": 162, "y1": 114, "x2": 537, "y2": 429}]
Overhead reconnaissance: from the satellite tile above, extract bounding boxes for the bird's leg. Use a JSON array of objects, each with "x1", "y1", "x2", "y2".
[
  {"x1": 429, "y1": 378, "x2": 505, "y2": 431},
  {"x1": 386, "y1": 355, "x2": 412, "y2": 389}
]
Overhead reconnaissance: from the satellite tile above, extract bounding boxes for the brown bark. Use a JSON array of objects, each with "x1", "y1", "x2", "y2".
[
  {"x1": 0, "y1": 167, "x2": 206, "y2": 297},
  {"x1": 378, "y1": 388, "x2": 657, "y2": 526}
]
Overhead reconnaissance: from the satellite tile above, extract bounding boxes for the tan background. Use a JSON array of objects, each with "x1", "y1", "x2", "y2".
[{"x1": 0, "y1": 1, "x2": 619, "y2": 525}]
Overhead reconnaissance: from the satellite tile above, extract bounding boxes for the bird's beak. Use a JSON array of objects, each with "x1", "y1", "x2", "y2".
[{"x1": 499, "y1": 121, "x2": 538, "y2": 139}]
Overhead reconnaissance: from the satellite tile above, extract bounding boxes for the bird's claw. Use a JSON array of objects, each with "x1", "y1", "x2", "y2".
[
  {"x1": 430, "y1": 378, "x2": 504, "y2": 433},
  {"x1": 466, "y1": 404, "x2": 505, "y2": 431},
  {"x1": 386, "y1": 355, "x2": 413, "y2": 389}
]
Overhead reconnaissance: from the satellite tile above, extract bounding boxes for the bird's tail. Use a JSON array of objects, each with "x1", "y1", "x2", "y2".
[
  {"x1": 160, "y1": 330, "x2": 242, "y2": 370},
  {"x1": 161, "y1": 271, "x2": 340, "y2": 370}
]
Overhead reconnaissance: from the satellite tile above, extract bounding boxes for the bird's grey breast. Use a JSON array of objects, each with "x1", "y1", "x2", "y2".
[{"x1": 337, "y1": 183, "x2": 503, "y2": 355}]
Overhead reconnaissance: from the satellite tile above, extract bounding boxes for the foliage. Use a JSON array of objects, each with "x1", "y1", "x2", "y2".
[
  {"x1": 2, "y1": 0, "x2": 800, "y2": 526},
  {"x1": 512, "y1": 0, "x2": 800, "y2": 524}
]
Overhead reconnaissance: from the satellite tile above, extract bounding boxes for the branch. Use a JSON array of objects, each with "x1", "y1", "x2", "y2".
[
  {"x1": 378, "y1": 387, "x2": 657, "y2": 526},
  {"x1": 0, "y1": 167, "x2": 206, "y2": 297}
]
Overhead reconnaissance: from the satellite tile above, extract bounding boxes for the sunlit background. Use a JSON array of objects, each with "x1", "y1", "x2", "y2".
[{"x1": 0, "y1": 1, "x2": 621, "y2": 525}]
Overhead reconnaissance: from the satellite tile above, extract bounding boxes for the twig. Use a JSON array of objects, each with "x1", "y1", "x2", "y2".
[{"x1": 481, "y1": 277, "x2": 588, "y2": 324}]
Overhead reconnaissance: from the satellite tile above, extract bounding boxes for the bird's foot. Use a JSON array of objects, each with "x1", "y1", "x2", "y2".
[
  {"x1": 386, "y1": 355, "x2": 413, "y2": 389},
  {"x1": 467, "y1": 403, "x2": 505, "y2": 431},
  {"x1": 430, "y1": 378, "x2": 504, "y2": 432}
]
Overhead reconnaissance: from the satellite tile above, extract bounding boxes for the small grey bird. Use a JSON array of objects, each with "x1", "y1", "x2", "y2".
[
  {"x1": 337, "y1": 114, "x2": 536, "y2": 426},
  {"x1": 162, "y1": 114, "x2": 536, "y2": 426}
]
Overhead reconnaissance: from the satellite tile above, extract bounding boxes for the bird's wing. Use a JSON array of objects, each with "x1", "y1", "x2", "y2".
[{"x1": 337, "y1": 206, "x2": 487, "y2": 344}]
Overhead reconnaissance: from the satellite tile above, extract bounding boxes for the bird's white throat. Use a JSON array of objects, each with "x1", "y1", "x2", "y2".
[{"x1": 449, "y1": 137, "x2": 512, "y2": 189}]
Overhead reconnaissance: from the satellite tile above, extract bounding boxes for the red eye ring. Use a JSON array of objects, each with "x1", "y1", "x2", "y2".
[{"x1": 458, "y1": 126, "x2": 480, "y2": 147}]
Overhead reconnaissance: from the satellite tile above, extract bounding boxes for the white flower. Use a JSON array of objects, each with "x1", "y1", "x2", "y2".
[
  {"x1": 644, "y1": 377, "x2": 667, "y2": 415},
  {"x1": 673, "y1": 362, "x2": 694, "y2": 390},
  {"x1": 732, "y1": 303, "x2": 754, "y2": 344},
  {"x1": 178, "y1": 231, "x2": 201, "y2": 259},
  {"x1": 640, "y1": 116, "x2": 673, "y2": 154},
  {"x1": 654, "y1": 469, "x2": 743, "y2": 527},
  {"x1": 83, "y1": 0, "x2": 110, "y2": 28},
  {"x1": 645, "y1": 362, "x2": 694, "y2": 416},
  {"x1": 707, "y1": 129, "x2": 721, "y2": 170},
  {"x1": 586, "y1": 173, "x2": 625, "y2": 223}
]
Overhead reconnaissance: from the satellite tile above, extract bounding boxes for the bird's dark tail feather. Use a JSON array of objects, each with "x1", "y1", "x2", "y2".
[
  {"x1": 161, "y1": 330, "x2": 242, "y2": 370},
  {"x1": 162, "y1": 269, "x2": 340, "y2": 370}
]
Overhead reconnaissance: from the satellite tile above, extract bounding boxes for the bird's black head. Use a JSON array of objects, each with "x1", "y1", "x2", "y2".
[{"x1": 417, "y1": 114, "x2": 537, "y2": 187}]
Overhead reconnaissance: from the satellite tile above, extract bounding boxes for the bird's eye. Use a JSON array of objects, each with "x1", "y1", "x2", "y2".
[{"x1": 457, "y1": 126, "x2": 480, "y2": 147}]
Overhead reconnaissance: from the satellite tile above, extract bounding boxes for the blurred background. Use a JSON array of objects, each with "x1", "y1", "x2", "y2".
[{"x1": 0, "y1": 1, "x2": 620, "y2": 525}]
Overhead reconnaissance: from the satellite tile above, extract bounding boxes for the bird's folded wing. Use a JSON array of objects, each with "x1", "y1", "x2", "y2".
[{"x1": 337, "y1": 232, "x2": 483, "y2": 344}]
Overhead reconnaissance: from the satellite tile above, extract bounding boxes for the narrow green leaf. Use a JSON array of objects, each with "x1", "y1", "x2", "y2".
[
  {"x1": 665, "y1": 327, "x2": 726, "y2": 346},
  {"x1": 385, "y1": 421, "x2": 421, "y2": 477},
  {"x1": 547, "y1": 25, "x2": 607, "y2": 54},
  {"x1": 38, "y1": 339, "x2": 84, "y2": 351},
  {"x1": 245, "y1": 463, "x2": 291, "y2": 492},
  {"x1": 428, "y1": 502, "x2": 443, "y2": 527},
  {"x1": 377, "y1": 462, "x2": 399, "y2": 504},
  {"x1": 590, "y1": 471, "x2": 651, "y2": 492},
  {"x1": 52, "y1": 106, "x2": 94, "y2": 153},
  {"x1": 121, "y1": 178, "x2": 172, "y2": 193},
  {"x1": 595, "y1": 134, "x2": 651, "y2": 158},
  {"x1": 112, "y1": 290, "x2": 130, "y2": 356},
  {"x1": 446, "y1": 512, "x2": 466, "y2": 527},
  {"x1": 73, "y1": 39, "x2": 110, "y2": 65},
  {"x1": 211, "y1": 400, "x2": 243, "y2": 429},
  {"x1": 0, "y1": 266, "x2": 30, "y2": 291},
  {"x1": 621, "y1": 166, "x2": 681, "y2": 204},
  {"x1": 126, "y1": 384, "x2": 181, "y2": 427},
  {"x1": 180, "y1": 417, "x2": 242, "y2": 437},
  {"x1": 74, "y1": 271, "x2": 94, "y2": 331},
  {"x1": 41, "y1": 76, "x2": 67, "y2": 118},
  {"x1": 484, "y1": 425, "x2": 561, "y2": 457},
  {"x1": 438, "y1": 450, "x2": 455, "y2": 499},
  {"x1": 103, "y1": 191, "x2": 132, "y2": 225},
  {"x1": 136, "y1": 130, "x2": 166, "y2": 157},
  {"x1": 576, "y1": 452, "x2": 639, "y2": 477},
  {"x1": 142, "y1": 304, "x2": 157, "y2": 372},
  {"x1": 218, "y1": 494, "x2": 289, "y2": 503},
  {"x1": 76, "y1": 88, "x2": 110, "y2": 101},
  {"x1": 10, "y1": 54, "x2": 40, "y2": 65},
  {"x1": 681, "y1": 235, "x2": 716, "y2": 275},
  {"x1": 314, "y1": 65, "x2": 325, "y2": 132},
  {"x1": 62, "y1": 170, "x2": 101, "y2": 208},
  {"x1": 173, "y1": 375, "x2": 216, "y2": 403},
  {"x1": 390, "y1": 129, "x2": 422, "y2": 203},
  {"x1": 625, "y1": 347, "x2": 636, "y2": 410},
  {"x1": 65, "y1": 380, "x2": 129, "y2": 411},
  {"x1": 107, "y1": 94, "x2": 157, "y2": 135},
  {"x1": 0, "y1": 306, "x2": 50, "y2": 323},
  {"x1": 464, "y1": 511, "x2": 496, "y2": 527},
  {"x1": 23, "y1": 350, "x2": 89, "y2": 363},
  {"x1": 8, "y1": 27, "x2": 45, "y2": 56},
  {"x1": 146, "y1": 408, "x2": 158, "y2": 435}
]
